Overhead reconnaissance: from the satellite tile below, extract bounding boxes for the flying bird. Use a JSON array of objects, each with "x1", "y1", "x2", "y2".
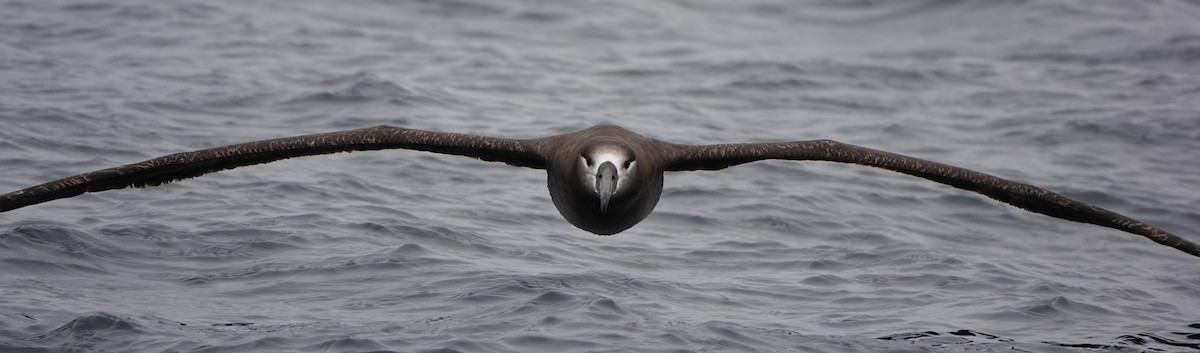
[{"x1": 1, "y1": 124, "x2": 1197, "y2": 258}]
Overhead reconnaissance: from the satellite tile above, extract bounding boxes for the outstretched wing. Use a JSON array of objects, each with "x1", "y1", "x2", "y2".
[
  {"x1": 1, "y1": 125, "x2": 545, "y2": 213},
  {"x1": 665, "y1": 139, "x2": 1200, "y2": 258}
]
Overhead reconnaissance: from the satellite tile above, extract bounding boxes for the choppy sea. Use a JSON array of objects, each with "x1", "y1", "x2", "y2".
[{"x1": 2, "y1": 0, "x2": 1200, "y2": 352}]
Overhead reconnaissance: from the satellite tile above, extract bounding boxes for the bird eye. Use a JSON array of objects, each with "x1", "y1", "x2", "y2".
[
  {"x1": 583, "y1": 156, "x2": 593, "y2": 166},
  {"x1": 623, "y1": 159, "x2": 635, "y2": 169}
]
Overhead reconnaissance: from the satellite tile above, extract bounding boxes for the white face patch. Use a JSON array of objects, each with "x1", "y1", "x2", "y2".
[{"x1": 578, "y1": 148, "x2": 637, "y2": 197}]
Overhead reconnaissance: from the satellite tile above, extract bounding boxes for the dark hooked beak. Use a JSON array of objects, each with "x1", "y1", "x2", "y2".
[{"x1": 596, "y1": 161, "x2": 618, "y2": 212}]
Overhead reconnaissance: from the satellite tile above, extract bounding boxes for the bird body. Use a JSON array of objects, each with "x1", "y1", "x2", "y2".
[
  {"x1": 537, "y1": 125, "x2": 667, "y2": 235},
  {"x1": 2, "y1": 124, "x2": 1197, "y2": 258}
]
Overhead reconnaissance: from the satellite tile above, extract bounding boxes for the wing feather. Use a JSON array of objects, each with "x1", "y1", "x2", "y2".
[
  {"x1": 1, "y1": 125, "x2": 545, "y2": 212},
  {"x1": 666, "y1": 140, "x2": 1200, "y2": 258}
]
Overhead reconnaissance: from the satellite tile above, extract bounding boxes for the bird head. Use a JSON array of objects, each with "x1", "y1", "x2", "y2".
[{"x1": 577, "y1": 141, "x2": 637, "y2": 212}]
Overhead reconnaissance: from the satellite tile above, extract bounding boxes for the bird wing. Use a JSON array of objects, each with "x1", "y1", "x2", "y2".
[
  {"x1": 665, "y1": 139, "x2": 1200, "y2": 258},
  {"x1": 1, "y1": 125, "x2": 545, "y2": 213}
]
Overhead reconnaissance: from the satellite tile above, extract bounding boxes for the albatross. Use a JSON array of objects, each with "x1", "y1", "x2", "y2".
[{"x1": 1, "y1": 124, "x2": 1197, "y2": 258}]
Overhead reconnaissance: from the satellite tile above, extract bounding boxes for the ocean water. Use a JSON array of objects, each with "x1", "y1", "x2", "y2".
[{"x1": 2, "y1": 0, "x2": 1200, "y2": 352}]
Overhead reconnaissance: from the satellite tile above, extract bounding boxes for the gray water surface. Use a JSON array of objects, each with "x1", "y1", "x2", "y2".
[{"x1": 2, "y1": 1, "x2": 1200, "y2": 352}]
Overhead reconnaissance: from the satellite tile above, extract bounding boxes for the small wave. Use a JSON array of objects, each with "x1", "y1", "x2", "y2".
[
  {"x1": 963, "y1": 90, "x2": 1085, "y2": 109},
  {"x1": 303, "y1": 337, "x2": 392, "y2": 352},
  {"x1": 878, "y1": 329, "x2": 1009, "y2": 349},
  {"x1": 1010, "y1": 44, "x2": 1200, "y2": 68},
  {"x1": 6, "y1": 313, "x2": 147, "y2": 352},
  {"x1": 284, "y1": 75, "x2": 446, "y2": 107},
  {"x1": 378, "y1": 0, "x2": 506, "y2": 18},
  {"x1": 883, "y1": 326, "x2": 1200, "y2": 352},
  {"x1": 501, "y1": 335, "x2": 600, "y2": 351},
  {"x1": 1022, "y1": 295, "x2": 1119, "y2": 317},
  {"x1": 0, "y1": 226, "x2": 122, "y2": 276}
]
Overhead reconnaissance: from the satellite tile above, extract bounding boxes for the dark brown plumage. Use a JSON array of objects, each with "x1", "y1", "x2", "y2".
[{"x1": 2, "y1": 124, "x2": 1197, "y2": 258}]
